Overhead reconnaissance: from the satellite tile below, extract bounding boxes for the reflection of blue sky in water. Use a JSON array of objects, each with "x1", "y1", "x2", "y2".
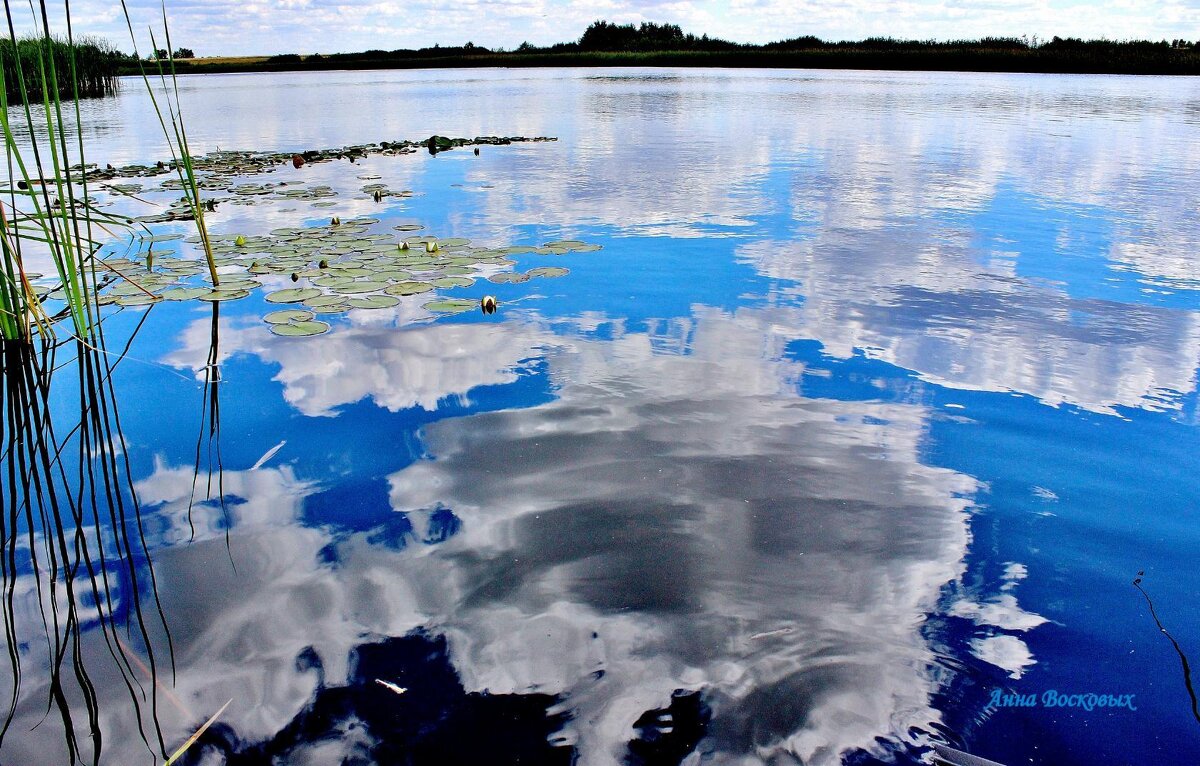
[
  {"x1": 3, "y1": 309, "x2": 983, "y2": 766},
  {"x1": 5, "y1": 69, "x2": 1200, "y2": 764}
]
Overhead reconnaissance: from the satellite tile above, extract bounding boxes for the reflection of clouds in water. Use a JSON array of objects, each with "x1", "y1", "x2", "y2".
[
  {"x1": 38, "y1": 308, "x2": 993, "y2": 765},
  {"x1": 162, "y1": 311, "x2": 557, "y2": 417},
  {"x1": 952, "y1": 562, "x2": 1045, "y2": 680},
  {"x1": 740, "y1": 234, "x2": 1200, "y2": 415},
  {"x1": 444, "y1": 73, "x2": 1200, "y2": 286},
  {"x1": 0, "y1": 460, "x2": 327, "y2": 766},
  {"x1": 383, "y1": 307, "x2": 980, "y2": 764},
  {"x1": 970, "y1": 636, "x2": 1036, "y2": 681}
]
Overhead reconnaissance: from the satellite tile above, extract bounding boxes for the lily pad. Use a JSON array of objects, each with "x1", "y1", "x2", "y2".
[
  {"x1": 527, "y1": 266, "x2": 570, "y2": 278},
  {"x1": 264, "y1": 309, "x2": 315, "y2": 324},
  {"x1": 115, "y1": 293, "x2": 163, "y2": 306},
  {"x1": 348, "y1": 295, "x2": 401, "y2": 309},
  {"x1": 210, "y1": 278, "x2": 262, "y2": 291},
  {"x1": 432, "y1": 276, "x2": 474, "y2": 288},
  {"x1": 161, "y1": 286, "x2": 215, "y2": 301},
  {"x1": 266, "y1": 287, "x2": 323, "y2": 303},
  {"x1": 198, "y1": 288, "x2": 252, "y2": 302},
  {"x1": 304, "y1": 295, "x2": 351, "y2": 308},
  {"x1": 269, "y1": 320, "x2": 331, "y2": 337},
  {"x1": 312, "y1": 275, "x2": 356, "y2": 288},
  {"x1": 385, "y1": 281, "x2": 434, "y2": 296},
  {"x1": 332, "y1": 281, "x2": 388, "y2": 295},
  {"x1": 309, "y1": 302, "x2": 351, "y2": 314},
  {"x1": 488, "y1": 272, "x2": 531, "y2": 284},
  {"x1": 422, "y1": 299, "x2": 476, "y2": 314}
]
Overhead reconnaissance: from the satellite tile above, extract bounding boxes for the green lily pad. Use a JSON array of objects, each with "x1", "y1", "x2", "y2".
[
  {"x1": 310, "y1": 302, "x2": 351, "y2": 314},
  {"x1": 115, "y1": 293, "x2": 163, "y2": 306},
  {"x1": 332, "y1": 281, "x2": 388, "y2": 295},
  {"x1": 348, "y1": 295, "x2": 401, "y2": 309},
  {"x1": 108, "y1": 281, "x2": 155, "y2": 296},
  {"x1": 266, "y1": 287, "x2": 323, "y2": 303},
  {"x1": 545, "y1": 240, "x2": 585, "y2": 248},
  {"x1": 312, "y1": 275, "x2": 356, "y2": 288},
  {"x1": 210, "y1": 278, "x2": 261, "y2": 290},
  {"x1": 198, "y1": 288, "x2": 252, "y2": 302},
  {"x1": 527, "y1": 266, "x2": 570, "y2": 278},
  {"x1": 385, "y1": 281, "x2": 434, "y2": 296},
  {"x1": 488, "y1": 272, "x2": 531, "y2": 284},
  {"x1": 269, "y1": 320, "x2": 331, "y2": 337},
  {"x1": 432, "y1": 276, "x2": 474, "y2": 288},
  {"x1": 160, "y1": 286, "x2": 214, "y2": 301},
  {"x1": 264, "y1": 309, "x2": 315, "y2": 324},
  {"x1": 304, "y1": 294, "x2": 351, "y2": 308},
  {"x1": 423, "y1": 299, "x2": 476, "y2": 314}
]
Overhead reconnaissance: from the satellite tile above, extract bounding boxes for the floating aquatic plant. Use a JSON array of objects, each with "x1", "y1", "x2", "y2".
[
  {"x1": 269, "y1": 319, "x2": 330, "y2": 336},
  {"x1": 93, "y1": 221, "x2": 602, "y2": 334}
]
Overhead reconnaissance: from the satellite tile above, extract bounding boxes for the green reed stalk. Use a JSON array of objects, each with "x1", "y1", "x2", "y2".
[{"x1": 0, "y1": 3, "x2": 97, "y2": 339}]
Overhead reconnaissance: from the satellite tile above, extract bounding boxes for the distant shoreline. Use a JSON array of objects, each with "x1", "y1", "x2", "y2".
[{"x1": 120, "y1": 49, "x2": 1200, "y2": 78}]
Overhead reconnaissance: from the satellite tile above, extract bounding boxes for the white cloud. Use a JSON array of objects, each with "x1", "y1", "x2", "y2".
[{"x1": 34, "y1": 0, "x2": 1200, "y2": 56}]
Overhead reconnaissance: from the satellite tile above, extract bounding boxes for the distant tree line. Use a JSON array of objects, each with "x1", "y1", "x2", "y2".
[
  {"x1": 148, "y1": 20, "x2": 1200, "y2": 77},
  {"x1": 153, "y1": 47, "x2": 195, "y2": 59}
]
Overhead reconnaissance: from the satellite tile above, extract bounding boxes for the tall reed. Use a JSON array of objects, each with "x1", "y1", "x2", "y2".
[
  {"x1": 0, "y1": 1, "x2": 220, "y2": 762},
  {"x1": 0, "y1": 34, "x2": 120, "y2": 101},
  {"x1": 1, "y1": 332, "x2": 174, "y2": 765},
  {"x1": 0, "y1": 0, "x2": 218, "y2": 344}
]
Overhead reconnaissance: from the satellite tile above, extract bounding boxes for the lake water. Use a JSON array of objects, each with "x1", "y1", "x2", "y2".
[{"x1": 4, "y1": 67, "x2": 1200, "y2": 765}]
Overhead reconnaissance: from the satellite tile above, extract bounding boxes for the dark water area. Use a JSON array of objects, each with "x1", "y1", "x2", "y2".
[{"x1": 3, "y1": 67, "x2": 1200, "y2": 765}]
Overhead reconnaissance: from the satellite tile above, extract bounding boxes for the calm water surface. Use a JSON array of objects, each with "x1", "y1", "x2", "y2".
[{"x1": 4, "y1": 67, "x2": 1200, "y2": 765}]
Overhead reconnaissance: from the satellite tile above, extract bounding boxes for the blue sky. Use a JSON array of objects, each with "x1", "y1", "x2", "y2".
[{"x1": 51, "y1": 0, "x2": 1200, "y2": 57}]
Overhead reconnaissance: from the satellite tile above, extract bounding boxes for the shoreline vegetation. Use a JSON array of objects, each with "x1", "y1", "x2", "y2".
[
  {"x1": 1, "y1": 35, "x2": 123, "y2": 99},
  {"x1": 121, "y1": 21, "x2": 1200, "y2": 77}
]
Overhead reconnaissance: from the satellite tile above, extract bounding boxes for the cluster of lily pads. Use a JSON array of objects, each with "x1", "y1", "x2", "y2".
[
  {"x1": 121, "y1": 179, "x2": 414, "y2": 224},
  {"x1": 97, "y1": 217, "x2": 600, "y2": 337},
  {"x1": 76, "y1": 135, "x2": 556, "y2": 185}
]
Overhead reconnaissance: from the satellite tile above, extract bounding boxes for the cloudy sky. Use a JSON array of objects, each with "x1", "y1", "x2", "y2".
[{"x1": 53, "y1": 0, "x2": 1200, "y2": 57}]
